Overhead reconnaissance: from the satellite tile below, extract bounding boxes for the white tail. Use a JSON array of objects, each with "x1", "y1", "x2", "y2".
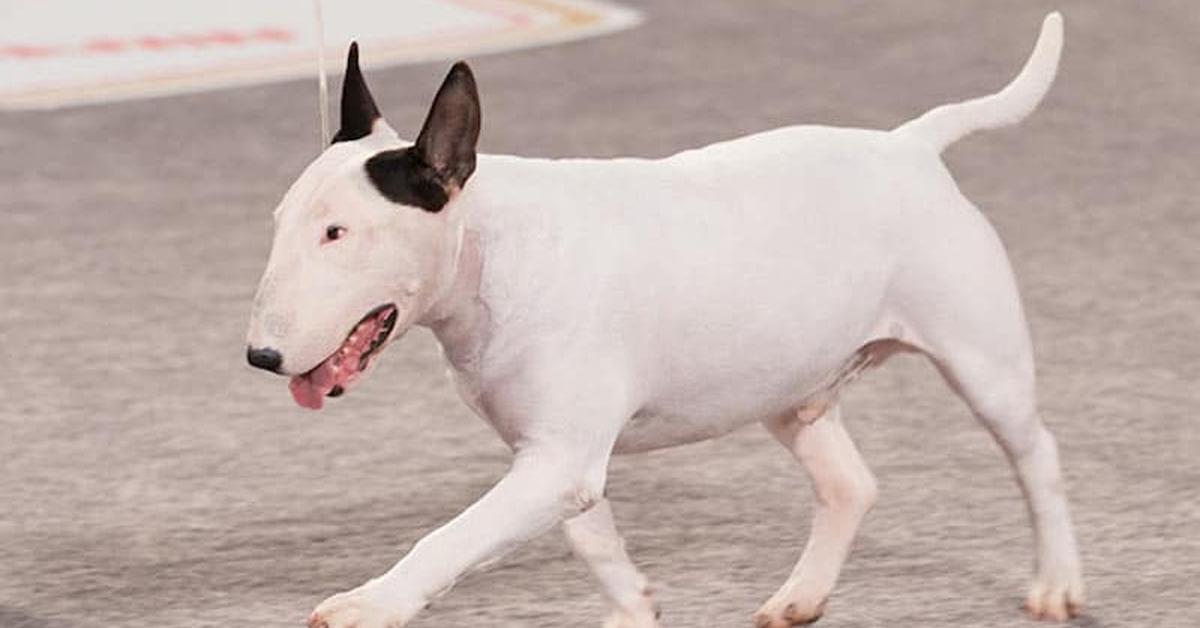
[{"x1": 896, "y1": 12, "x2": 1064, "y2": 153}]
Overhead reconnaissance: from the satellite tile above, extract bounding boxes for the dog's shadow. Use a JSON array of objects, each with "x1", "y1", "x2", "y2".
[
  {"x1": 1003, "y1": 600, "x2": 1105, "y2": 628},
  {"x1": 1072, "y1": 614, "x2": 1106, "y2": 628},
  {"x1": 0, "y1": 607, "x2": 68, "y2": 628}
]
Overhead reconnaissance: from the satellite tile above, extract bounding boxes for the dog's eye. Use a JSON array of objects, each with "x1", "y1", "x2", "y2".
[{"x1": 323, "y1": 225, "x2": 346, "y2": 243}]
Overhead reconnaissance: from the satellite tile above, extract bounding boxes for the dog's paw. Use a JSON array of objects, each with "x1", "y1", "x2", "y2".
[
  {"x1": 600, "y1": 586, "x2": 661, "y2": 628},
  {"x1": 602, "y1": 595, "x2": 661, "y2": 628},
  {"x1": 308, "y1": 582, "x2": 413, "y2": 628},
  {"x1": 752, "y1": 592, "x2": 827, "y2": 627},
  {"x1": 1024, "y1": 568, "x2": 1084, "y2": 622}
]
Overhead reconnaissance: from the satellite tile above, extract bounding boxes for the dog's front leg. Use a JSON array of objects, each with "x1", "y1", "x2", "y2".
[
  {"x1": 308, "y1": 448, "x2": 608, "y2": 628},
  {"x1": 308, "y1": 395, "x2": 622, "y2": 628}
]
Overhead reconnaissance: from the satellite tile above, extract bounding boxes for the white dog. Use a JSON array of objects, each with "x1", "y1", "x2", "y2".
[{"x1": 246, "y1": 12, "x2": 1082, "y2": 627}]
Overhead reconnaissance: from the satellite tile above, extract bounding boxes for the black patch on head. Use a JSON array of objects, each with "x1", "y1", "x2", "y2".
[
  {"x1": 332, "y1": 42, "x2": 381, "y2": 144},
  {"x1": 363, "y1": 62, "x2": 481, "y2": 213},
  {"x1": 365, "y1": 147, "x2": 450, "y2": 212}
]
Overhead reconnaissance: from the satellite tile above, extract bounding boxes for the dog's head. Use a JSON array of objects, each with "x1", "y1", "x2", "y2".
[{"x1": 245, "y1": 44, "x2": 480, "y2": 409}]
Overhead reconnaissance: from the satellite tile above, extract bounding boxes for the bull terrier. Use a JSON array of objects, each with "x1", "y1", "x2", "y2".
[{"x1": 246, "y1": 12, "x2": 1082, "y2": 628}]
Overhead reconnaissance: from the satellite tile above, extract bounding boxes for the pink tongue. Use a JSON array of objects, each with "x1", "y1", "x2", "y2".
[
  {"x1": 287, "y1": 315, "x2": 384, "y2": 410},
  {"x1": 289, "y1": 365, "x2": 338, "y2": 410}
]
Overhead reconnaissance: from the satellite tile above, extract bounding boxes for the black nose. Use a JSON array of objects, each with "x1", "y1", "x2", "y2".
[{"x1": 246, "y1": 346, "x2": 283, "y2": 373}]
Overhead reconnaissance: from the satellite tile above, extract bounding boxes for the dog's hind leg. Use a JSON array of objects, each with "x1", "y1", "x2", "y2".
[
  {"x1": 923, "y1": 335, "x2": 1084, "y2": 621},
  {"x1": 753, "y1": 404, "x2": 877, "y2": 627},
  {"x1": 563, "y1": 498, "x2": 661, "y2": 628},
  {"x1": 896, "y1": 213, "x2": 1084, "y2": 620}
]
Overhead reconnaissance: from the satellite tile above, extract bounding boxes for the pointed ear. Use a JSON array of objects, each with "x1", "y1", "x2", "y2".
[
  {"x1": 332, "y1": 42, "x2": 381, "y2": 144},
  {"x1": 413, "y1": 62, "x2": 481, "y2": 189}
]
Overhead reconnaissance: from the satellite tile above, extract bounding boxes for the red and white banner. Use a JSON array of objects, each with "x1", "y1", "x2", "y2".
[{"x1": 0, "y1": 0, "x2": 640, "y2": 109}]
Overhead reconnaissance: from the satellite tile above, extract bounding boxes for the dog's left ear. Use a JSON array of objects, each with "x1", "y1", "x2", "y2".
[{"x1": 413, "y1": 62, "x2": 481, "y2": 190}]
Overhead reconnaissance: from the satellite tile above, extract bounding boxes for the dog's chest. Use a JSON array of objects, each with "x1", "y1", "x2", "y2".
[{"x1": 434, "y1": 323, "x2": 529, "y2": 447}]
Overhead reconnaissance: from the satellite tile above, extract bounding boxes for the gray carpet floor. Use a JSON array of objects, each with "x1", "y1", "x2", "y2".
[{"x1": 1, "y1": 1, "x2": 1197, "y2": 626}]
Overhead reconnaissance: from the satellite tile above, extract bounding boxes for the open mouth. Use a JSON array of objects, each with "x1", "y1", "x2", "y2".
[{"x1": 288, "y1": 304, "x2": 399, "y2": 410}]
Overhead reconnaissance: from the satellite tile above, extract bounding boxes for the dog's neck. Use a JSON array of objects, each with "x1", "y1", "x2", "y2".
[
  {"x1": 415, "y1": 156, "x2": 574, "y2": 372},
  {"x1": 420, "y1": 218, "x2": 487, "y2": 368}
]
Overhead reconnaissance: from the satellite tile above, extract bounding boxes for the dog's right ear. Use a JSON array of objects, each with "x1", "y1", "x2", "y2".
[{"x1": 332, "y1": 42, "x2": 382, "y2": 144}]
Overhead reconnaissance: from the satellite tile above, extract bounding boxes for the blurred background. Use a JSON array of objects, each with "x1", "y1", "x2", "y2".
[{"x1": 1, "y1": 1, "x2": 1197, "y2": 626}]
